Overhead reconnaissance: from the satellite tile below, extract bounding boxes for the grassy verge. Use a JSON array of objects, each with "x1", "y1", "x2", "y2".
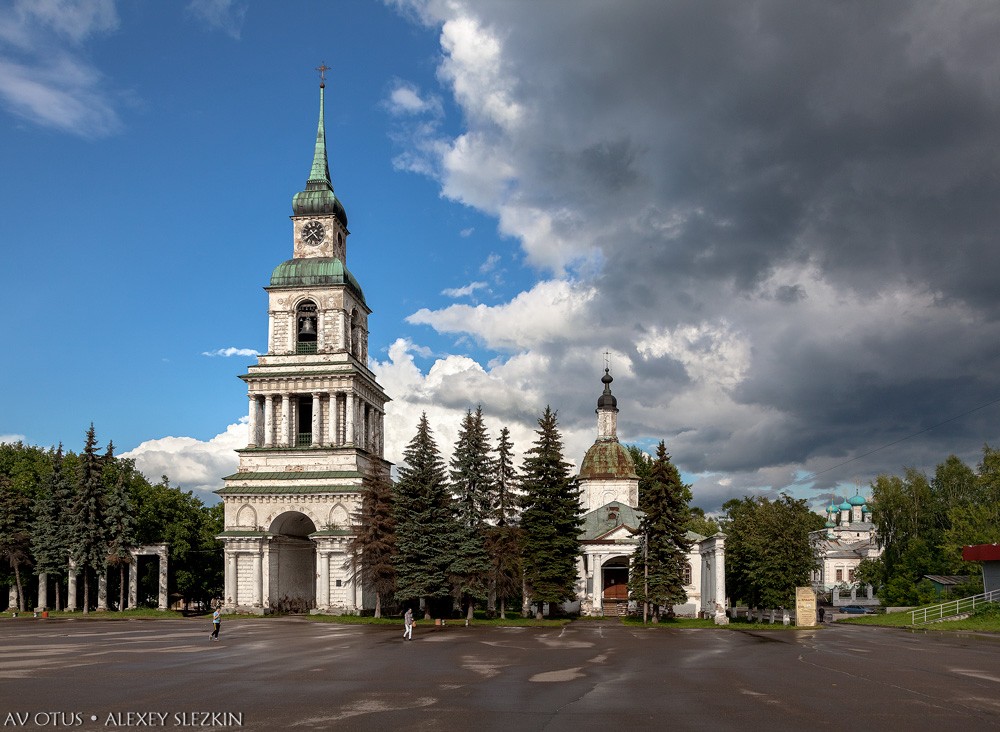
[
  {"x1": 1, "y1": 608, "x2": 191, "y2": 620},
  {"x1": 620, "y1": 616, "x2": 821, "y2": 630},
  {"x1": 837, "y1": 603, "x2": 1000, "y2": 632},
  {"x1": 308, "y1": 612, "x2": 569, "y2": 627}
]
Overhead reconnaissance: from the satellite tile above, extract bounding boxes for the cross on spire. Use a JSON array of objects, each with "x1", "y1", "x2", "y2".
[
  {"x1": 604, "y1": 350, "x2": 611, "y2": 372},
  {"x1": 315, "y1": 62, "x2": 331, "y2": 88}
]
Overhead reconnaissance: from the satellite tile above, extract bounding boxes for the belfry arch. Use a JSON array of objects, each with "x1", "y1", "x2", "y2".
[{"x1": 268, "y1": 511, "x2": 317, "y2": 614}]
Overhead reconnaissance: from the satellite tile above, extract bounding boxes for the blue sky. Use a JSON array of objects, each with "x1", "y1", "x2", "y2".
[{"x1": 3, "y1": 0, "x2": 1000, "y2": 511}]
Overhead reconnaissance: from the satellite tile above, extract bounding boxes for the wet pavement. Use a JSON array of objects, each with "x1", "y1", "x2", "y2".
[{"x1": 1, "y1": 616, "x2": 998, "y2": 731}]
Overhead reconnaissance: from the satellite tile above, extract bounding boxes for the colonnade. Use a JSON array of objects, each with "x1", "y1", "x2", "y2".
[{"x1": 246, "y1": 390, "x2": 384, "y2": 453}]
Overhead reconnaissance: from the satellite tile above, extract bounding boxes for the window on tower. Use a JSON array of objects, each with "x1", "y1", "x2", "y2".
[{"x1": 296, "y1": 300, "x2": 318, "y2": 354}]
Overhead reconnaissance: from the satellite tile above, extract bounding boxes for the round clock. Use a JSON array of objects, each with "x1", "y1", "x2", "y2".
[{"x1": 302, "y1": 221, "x2": 324, "y2": 245}]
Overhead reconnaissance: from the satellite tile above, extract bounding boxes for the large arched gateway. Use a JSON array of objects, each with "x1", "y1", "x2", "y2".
[{"x1": 268, "y1": 512, "x2": 317, "y2": 613}]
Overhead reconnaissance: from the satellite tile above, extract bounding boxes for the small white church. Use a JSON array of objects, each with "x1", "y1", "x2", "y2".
[{"x1": 567, "y1": 369, "x2": 727, "y2": 618}]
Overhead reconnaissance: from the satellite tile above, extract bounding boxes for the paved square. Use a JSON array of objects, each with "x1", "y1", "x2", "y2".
[{"x1": 1, "y1": 618, "x2": 998, "y2": 730}]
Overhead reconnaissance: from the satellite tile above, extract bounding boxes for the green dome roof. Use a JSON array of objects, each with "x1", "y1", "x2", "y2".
[
  {"x1": 839, "y1": 501, "x2": 852, "y2": 511},
  {"x1": 825, "y1": 520, "x2": 836, "y2": 528},
  {"x1": 270, "y1": 258, "x2": 365, "y2": 305},
  {"x1": 849, "y1": 494, "x2": 867, "y2": 506},
  {"x1": 579, "y1": 440, "x2": 638, "y2": 480},
  {"x1": 827, "y1": 504, "x2": 838, "y2": 514}
]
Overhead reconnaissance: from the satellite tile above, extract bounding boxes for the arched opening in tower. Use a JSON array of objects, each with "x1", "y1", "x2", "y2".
[{"x1": 268, "y1": 511, "x2": 317, "y2": 613}]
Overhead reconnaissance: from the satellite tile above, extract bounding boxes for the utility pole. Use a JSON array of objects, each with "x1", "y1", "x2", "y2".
[{"x1": 643, "y1": 531, "x2": 649, "y2": 624}]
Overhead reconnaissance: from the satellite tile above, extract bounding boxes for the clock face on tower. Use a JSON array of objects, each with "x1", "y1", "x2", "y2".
[{"x1": 302, "y1": 220, "x2": 324, "y2": 245}]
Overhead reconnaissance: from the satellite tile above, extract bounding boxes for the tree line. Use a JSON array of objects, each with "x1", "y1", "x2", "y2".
[
  {"x1": 0, "y1": 425, "x2": 223, "y2": 612},
  {"x1": 353, "y1": 406, "x2": 699, "y2": 622},
  {"x1": 856, "y1": 445, "x2": 1000, "y2": 605}
]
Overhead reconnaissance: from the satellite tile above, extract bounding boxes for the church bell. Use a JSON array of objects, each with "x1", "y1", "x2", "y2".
[{"x1": 299, "y1": 317, "x2": 316, "y2": 336}]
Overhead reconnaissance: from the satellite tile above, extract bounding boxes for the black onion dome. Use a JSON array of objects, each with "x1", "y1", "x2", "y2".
[{"x1": 597, "y1": 368, "x2": 617, "y2": 410}]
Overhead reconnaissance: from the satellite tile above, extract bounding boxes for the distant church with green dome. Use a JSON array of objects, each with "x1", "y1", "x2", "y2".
[{"x1": 569, "y1": 369, "x2": 727, "y2": 618}]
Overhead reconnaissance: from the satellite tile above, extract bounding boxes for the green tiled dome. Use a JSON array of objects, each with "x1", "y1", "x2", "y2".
[
  {"x1": 270, "y1": 258, "x2": 365, "y2": 305},
  {"x1": 579, "y1": 440, "x2": 638, "y2": 480}
]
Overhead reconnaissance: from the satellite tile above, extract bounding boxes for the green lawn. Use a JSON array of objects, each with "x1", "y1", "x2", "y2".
[{"x1": 837, "y1": 603, "x2": 1000, "y2": 632}]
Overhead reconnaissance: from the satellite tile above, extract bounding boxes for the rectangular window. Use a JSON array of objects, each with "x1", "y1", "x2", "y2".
[
  {"x1": 335, "y1": 579, "x2": 342, "y2": 587},
  {"x1": 848, "y1": 569, "x2": 856, "y2": 582},
  {"x1": 836, "y1": 569, "x2": 843, "y2": 582}
]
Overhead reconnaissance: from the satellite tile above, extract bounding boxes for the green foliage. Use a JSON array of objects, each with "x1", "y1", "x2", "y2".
[
  {"x1": 31, "y1": 445, "x2": 72, "y2": 584},
  {"x1": 519, "y1": 407, "x2": 583, "y2": 616},
  {"x1": 349, "y1": 467, "x2": 396, "y2": 617},
  {"x1": 685, "y1": 506, "x2": 720, "y2": 538},
  {"x1": 723, "y1": 494, "x2": 822, "y2": 608},
  {"x1": 450, "y1": 407, "x2": 496, "y2": 527},
  {"x1": 131, "y1": 476, "x2": 222, "y2": 606},
  {"x1": 490, "y1": 426, "x2": 522, "y2": 617},
  {"x1": 392, "y1": 413, "x2": 461, "y2": 615},
  {"x1": 628, "y1": 441, "x2": 692, "y2": 618},
  {"x1": 449, "y1": 407, "x2": 493, "y2": 618},
  {"x1": 870, "y1": 446, "x2": 1000, "y2": 602}
]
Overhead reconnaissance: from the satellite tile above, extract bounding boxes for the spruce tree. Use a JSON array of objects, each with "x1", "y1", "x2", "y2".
[
  {"x1": 31, "y1": 444, "x2": 73, "y2": 610},
  {"x1": 449, "y1": 407, "x2": 493, "y2": 621},
  {"x1": 104, "y1": 445, "x2": 137, "y2": 611},
  {"x1": 0, "y1": 474, "x2": 32, "y2": 611},
  {"x1": 486, "y1": 426, "x2": 522, "y2": 618},
  {"x1": 349, "y1": 466, "x2": 396, "y2": 618},
  {"x1": 69, "y1": 425, "x2": 108, "y2": 613},
  {"x1": 520, "y1": 407, "x2": 583, "y2": 619},
  {"x1": 628, "y1": 441, "x2": 692, "y2": 621},
  {"x1": 392, "y1": 414, "x2": 460, "y2": 619}
]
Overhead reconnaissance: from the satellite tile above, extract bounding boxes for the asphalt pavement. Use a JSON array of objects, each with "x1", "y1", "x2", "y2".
[{"x1": 0, "y1": 616, "x2": 998, "y2": 731}]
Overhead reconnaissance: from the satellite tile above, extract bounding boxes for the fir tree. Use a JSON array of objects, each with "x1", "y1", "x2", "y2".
[
  {"x1": 349, "y1": 466, "x2": 396, "y2": 618},
  {"x1": 449, "y1": 407, "x2": 494, "y2": 621},
  {"x1": 392, "y1": 414, "x2": 460, "y2": 619},
  {"x1": 0, "y1": 474, "x2": 32, "y2": 611},
  {"x1": 486, "y1": 426, "x2": 522, "y2": 618},
  {"x1": 104, "y1": 445, "x2": 137, "y2": 611},
  {"x1": 69, "y1": 425, "x2": 108, "y2": 613},
  {"x1": 519, "y1": 407, "x2": 583, "y2": 619},
  {"x1": 628, "y1": 441, "x2": 692, "y2": 621},
  {"x1": 31, "y1": 444, "x2": 73, "y2": 610}
]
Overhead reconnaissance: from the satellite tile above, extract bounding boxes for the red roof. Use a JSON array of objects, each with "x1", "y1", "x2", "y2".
[{"x1": 962, "y1": 544, "x2": 1000, "y2": 562}]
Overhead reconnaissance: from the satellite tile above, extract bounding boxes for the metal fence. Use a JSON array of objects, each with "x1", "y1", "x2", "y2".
[{"x1": 909, "y1": 588, "x2": 1000, "y2": 625}]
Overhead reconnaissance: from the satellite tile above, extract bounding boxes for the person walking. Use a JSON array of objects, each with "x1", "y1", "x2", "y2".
[
  {"x1": 210, "y1": 606, "x2": 221, "y2": 641},
  {"x1": 403, "y1": 607, "x2": 413, "y2": 641}
]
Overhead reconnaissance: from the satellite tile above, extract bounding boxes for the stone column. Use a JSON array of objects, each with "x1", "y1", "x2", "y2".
[
  {"x1": 328, "y1": 392, "x2": 339, "y2": 446},
  {"x1": 594, "y1": 555, "x2": 604, "y2": 614},
  {"x1": 157, "y1": 547, "x2": 169, "y2": 610},
  {"x1": 67, "y1": 567, "x2": 78, "y2": 611},
  {"x1": 247, "y1": 395, "x2": 259, "y2": 447},
  {"x1": 128, "y1": 556, "x2": 138, "y2": 609},
  {"x1": 36, "y1": 573, "x2": 48, "y2": 612},
  {"x1": 319, "y1": 550, "x2": 330, "y2": 611},
  {"x1": 280, "y1": 394, "x2": 291, "y2": 447},
  {"x1": 312, "y1": 392, "x2": 322, "y2": 446},
  {"x1": 263, "y1": 395, "x2": 274, "y2": 447},
  {"x1": 223, "y1": 551, "x2": 233, "y2": 606},
  {"x1": 345, "y1": 393, "x2": 355, "y2": 445},
  {"x1": 97, "y1": 573, "x2": 108, "y2": 611},
  {"x1": 252, "y1": 552, "x2": 263, "y2": 607}
]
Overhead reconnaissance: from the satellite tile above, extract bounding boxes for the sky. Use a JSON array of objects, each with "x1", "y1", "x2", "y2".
[{"x1": 2, "y1": 0, "x2": 1000, "y2": 513}]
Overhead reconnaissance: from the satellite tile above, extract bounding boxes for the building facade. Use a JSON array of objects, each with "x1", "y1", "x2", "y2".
[
  {"x1": 570, "y1": 369, "x2": 726, "y2": 617},
  {"x1": 810, "y1": 494, "x2": 881, "y2": 596},
  {"x1": 216, "y1": 79, "x2": 390, "y2": 614}
]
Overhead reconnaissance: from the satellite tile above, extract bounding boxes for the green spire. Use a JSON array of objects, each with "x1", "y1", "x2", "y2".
[
  {"x1": 308, "y1": 84, "x2": 332, "y2": 185},
  {"x1": 292, "y1": 79, "x2": 348, "y2": 225}
]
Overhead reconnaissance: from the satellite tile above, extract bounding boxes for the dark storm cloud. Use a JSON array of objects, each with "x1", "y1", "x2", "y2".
[{"x1": 400, "y1": 0, "x2": 1000, "y2": 508}]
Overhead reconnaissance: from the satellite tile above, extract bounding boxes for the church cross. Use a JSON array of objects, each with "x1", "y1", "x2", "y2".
[{"x1": 315, "y1": 63, "x2": 331, "y2": 86}]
